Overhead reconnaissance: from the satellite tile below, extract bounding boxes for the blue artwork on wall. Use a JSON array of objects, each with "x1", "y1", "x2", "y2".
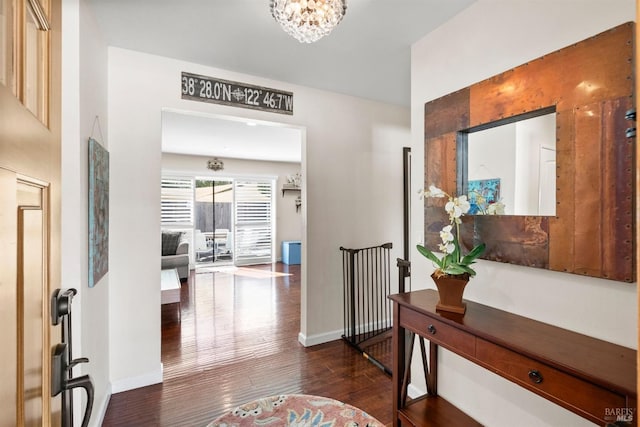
[
  {"x1": 89, "y1": 138, "x2": 109, "y2": 287},
  {"x1": 468, "y1": 178, "x2": 500, "y2": 215}
]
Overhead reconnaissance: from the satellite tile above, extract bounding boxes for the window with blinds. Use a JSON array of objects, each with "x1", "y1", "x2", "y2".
[
  {"x1": 233, "y1": 179, "x2": 274, "y2": 265},
  {"x1": 161, "y1": 177, "x2": 194, "y2": 225}
]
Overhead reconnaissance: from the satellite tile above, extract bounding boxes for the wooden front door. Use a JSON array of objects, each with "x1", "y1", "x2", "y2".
[{"x1": 0, "y1": 0, "x2": 62, "y2": 425}]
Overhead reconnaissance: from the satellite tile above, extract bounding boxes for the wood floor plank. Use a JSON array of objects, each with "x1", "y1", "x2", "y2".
[{"x1": 102, "y1": 263, "x2": 393, "y2": 426}]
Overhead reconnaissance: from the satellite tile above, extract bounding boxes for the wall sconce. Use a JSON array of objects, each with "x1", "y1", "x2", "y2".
[{"x1": 207, "y1": 158, "x2": 224, "y2": 171}]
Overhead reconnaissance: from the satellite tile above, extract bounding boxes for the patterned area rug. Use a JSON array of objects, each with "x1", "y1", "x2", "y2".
[{"x1": 208, "y1": 394, "x2": 382, "y2": 427}]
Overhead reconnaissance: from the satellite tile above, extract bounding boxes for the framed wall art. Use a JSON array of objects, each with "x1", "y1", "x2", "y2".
[
  {"x1": 467, "y1": 178, "x2": 501, "y2": 215},
  {"x1": 89, "y1": 137, "x2": 109, "y2": 287}
]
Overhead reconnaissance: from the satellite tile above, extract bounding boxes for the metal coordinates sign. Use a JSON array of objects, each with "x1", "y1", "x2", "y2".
[{"x1": 181, "y1": 72, "x2": 293, "y2": 115}]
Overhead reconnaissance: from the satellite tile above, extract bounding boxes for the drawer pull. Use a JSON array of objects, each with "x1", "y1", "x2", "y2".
[
  {"x1": 528, "y1": 369, "x2": 543, "y2": 384},
  {"x1": 427, "y1": 324, "x2": 436, "y2": 334}
]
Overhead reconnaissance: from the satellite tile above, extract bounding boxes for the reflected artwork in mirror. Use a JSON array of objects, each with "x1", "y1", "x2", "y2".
[
  {"x1": 424, "y1": 22, "x2": 635, "y2": 282},
  {"x1": 458, "y1": 109, "x2": 557, "y2": 216}
]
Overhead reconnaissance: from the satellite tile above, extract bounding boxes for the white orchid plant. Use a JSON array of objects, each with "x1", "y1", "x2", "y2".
[{"x1": 417, "y1": 185, "x2": 486, "y2": 277}]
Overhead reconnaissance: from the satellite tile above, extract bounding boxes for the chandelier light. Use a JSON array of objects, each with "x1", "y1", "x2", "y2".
[
  {"x1": 207, "y1": 158, "x2": 224, "y2": 171},
  {"x1": 270, "y1": 0, "x2": 347, "y2": 43}
]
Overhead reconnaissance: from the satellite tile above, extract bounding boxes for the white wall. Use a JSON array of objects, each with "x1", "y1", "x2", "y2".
[
  {"x1": 468, "y1": 124, "x2": 515, "y2": 213},
  {"x1": 161, "y1": 153, "x2": 302, "y2": 261},
  {"x1": 61, "y1": 0, "x2": 110, "y2": 424},
  {"x1": 108, "y1": 47, "x2": 410, "y2": 390},
  {"x1": 468, "y1": 113, "x2": 556, "y2": 216},
  {"x1": 514, "y1": 114, "x2": 556, "y2": 215},
  {"x1": 410, "y1": 1, "x2": 636, "y2": 426}
]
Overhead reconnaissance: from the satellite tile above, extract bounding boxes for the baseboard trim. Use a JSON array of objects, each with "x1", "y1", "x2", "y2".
[
  {"x1": 298, "y1": 329, "x2": 343, "y2": 347},
  {"x1": 110, "y1": 367, "x2": 162, "y2": 393},
  {"x1": 407, "y1": 383, "x2": 425, "y2": 399}
]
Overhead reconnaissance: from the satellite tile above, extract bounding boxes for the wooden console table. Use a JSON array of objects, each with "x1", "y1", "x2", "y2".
[{"x1": 390, "y1": 289, "x2": 637, "y2": 426}]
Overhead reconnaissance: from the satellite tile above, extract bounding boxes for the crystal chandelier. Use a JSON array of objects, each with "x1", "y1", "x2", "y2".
[{"x1": 270, "y1": 0, "x2": 347, "y2": 43}]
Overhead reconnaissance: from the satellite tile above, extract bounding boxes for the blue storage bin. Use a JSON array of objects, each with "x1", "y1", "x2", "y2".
[{"x1": 282, "y1": 240, "x2": 301, "y2": 265}]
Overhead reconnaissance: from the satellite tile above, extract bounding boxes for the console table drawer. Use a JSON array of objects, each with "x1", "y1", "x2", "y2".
[
  {"x1": 400, "y1": 307, "x2": 475, "y2": 357},
  {"x1": 476, "y1": 338, "x2": 626, "y2": 423}
]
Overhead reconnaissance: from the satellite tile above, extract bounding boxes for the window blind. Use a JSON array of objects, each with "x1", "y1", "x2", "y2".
[
  {"x1": 233, "y1": 179, "x2": 274, "y2": 265},
  {"x1": 161, "y1": 177, "x2": 194, "y2": 225}
]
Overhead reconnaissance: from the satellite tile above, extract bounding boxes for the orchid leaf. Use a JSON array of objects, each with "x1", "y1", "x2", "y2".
[
  {"x1": 416, "y1": 244, "x2": 443, "y2": 268},
  {"x1": 444, "y1": 264, "x2": 468, "y2": 275},
  {"x1": 461, "y1": 243, "x2": 486, "y2": 264},
  {"x1": 457, "y1": 264, "x2": 477, "y2": 276}
]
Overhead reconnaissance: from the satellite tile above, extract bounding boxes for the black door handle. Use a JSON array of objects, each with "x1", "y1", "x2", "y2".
[
  {"x1": 66, "y1": 375, "x2": 94, "y2": 427},
  {"x1": 51, "y1": 339, "x2": 94, "y2": 427}
]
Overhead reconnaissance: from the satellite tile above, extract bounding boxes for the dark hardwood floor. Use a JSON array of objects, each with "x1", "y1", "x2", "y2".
[{"x1": 102, "y1": 263, "x2": 393, "y2": 426}]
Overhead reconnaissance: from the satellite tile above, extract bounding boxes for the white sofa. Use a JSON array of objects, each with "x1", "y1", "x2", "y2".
[{"x1": 161, "y1": 231, "x2": 189, "y2": 280}]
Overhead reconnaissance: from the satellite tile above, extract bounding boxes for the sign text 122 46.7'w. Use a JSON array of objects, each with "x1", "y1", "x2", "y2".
[{"x1": 181, "y1": 72, "x2": 293, "y2": 115}]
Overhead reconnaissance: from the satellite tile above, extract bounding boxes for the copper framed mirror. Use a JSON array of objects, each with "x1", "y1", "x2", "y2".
[{"x1": 424, "y1": 22, "x2": 635, "y2": 282}]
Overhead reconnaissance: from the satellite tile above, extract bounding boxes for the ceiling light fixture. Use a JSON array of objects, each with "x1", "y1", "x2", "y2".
[
  {"x1": 270, "y1": 0, "x2": 347, "y2": 43},
  {"x1": 207, "y1": 158, "x2": 224, "y2": 171}
]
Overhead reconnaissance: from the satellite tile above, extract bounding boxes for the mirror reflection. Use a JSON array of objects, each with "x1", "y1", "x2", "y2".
[{"x1": 462, "y1": 111, "x2": 556, "y2": 216}]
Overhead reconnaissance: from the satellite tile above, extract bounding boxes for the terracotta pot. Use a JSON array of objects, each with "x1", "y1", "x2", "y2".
[{"x1": 431, "y1": 271, "x2": 470, "y2": 314}]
